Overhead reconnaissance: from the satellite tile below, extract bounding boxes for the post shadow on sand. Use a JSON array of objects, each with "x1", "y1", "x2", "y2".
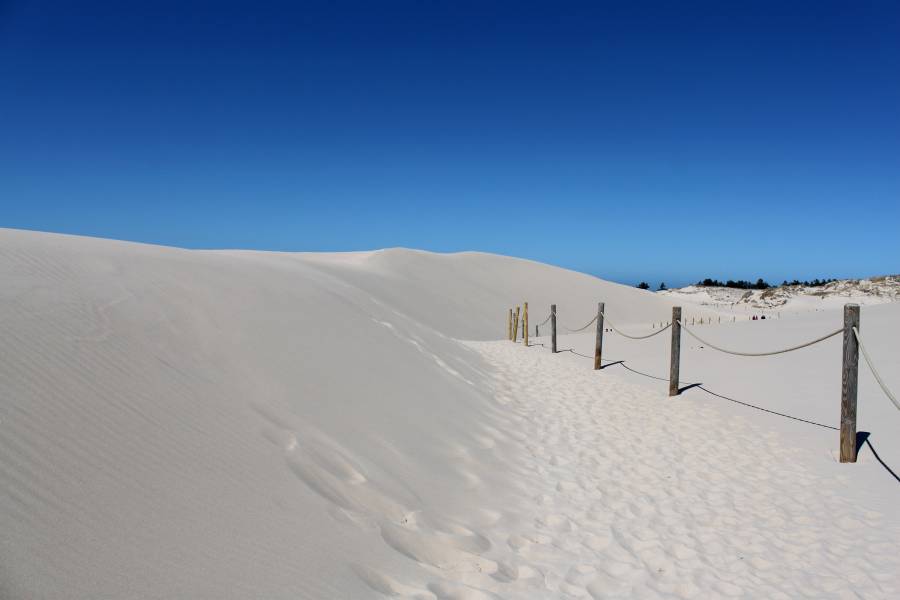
[
  {"x1": 678, "y1": 390, "x2": 898, "y2": 486},
  {"x1": 557, "y1": 348, "x2": 592, "y2": 359},
  {"x1": 858, "y1": 432, "x2": 900, "y2": 484},
  {"x1": 561, "y1": 349, "x2": 899, "y2": 484},
  {"x1": 516, "y1": 340, "x2": 898, "y2": 485},
  {"x1": 678, "y1": 382, "x2": 703, "y2": 394}
]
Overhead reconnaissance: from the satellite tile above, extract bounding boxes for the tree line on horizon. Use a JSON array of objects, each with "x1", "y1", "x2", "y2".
[
  {"x1": 695, "y1": 277, "x2": 839, "y2": 289},
  {"x1": 636, "y1": 277, "x2": 839, "y2": 291}
]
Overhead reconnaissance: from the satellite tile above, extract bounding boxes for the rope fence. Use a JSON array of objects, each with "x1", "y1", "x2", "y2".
[
  {"x1": 854, "y1": 327, "x2": 900, "y2": 411},
  {"x1": 505, "y1": 300, "x2": 897, "y2": 464},
  {"x1": 601, "y1": 311, "x2": 671, "y2": 340},
  {"x1": 679, "y1": 321, "x2": 842, "y2": 357},
  {"x1": 559, "y1": 315, "x2": 597, "y2": 333}
]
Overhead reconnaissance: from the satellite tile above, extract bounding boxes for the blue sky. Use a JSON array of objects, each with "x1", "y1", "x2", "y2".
[{"x1": 1, "y1": 1, "x2": 898, "y2": 287}]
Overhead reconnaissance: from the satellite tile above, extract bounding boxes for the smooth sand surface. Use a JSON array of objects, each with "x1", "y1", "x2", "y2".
[{"x1": 1, "y1": 228, "x2": 897, "y2": 598}]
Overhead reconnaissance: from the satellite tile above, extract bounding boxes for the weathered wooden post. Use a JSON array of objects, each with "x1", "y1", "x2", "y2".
[
  {"x1": 513, "y1": 306, "x2": 520, "y2": 342},
  {"x1": 594, "y1": 302, "x2": 604, "y2": 370},
  {"x1": 669, "y1": 306, "x2": 682, "y2": 396},
  {"x1": 551, "y1": 304, "x2": 557, "y2": 353},
  {"x1": 840, "y1": 303, "x2": 860, "y2": 463},
  {"x1": 523, "y1": 302, "x2": 529, "y2": 346},
  {"x1": 508, "y1": 308, "x2": 513, "y2": 340}
]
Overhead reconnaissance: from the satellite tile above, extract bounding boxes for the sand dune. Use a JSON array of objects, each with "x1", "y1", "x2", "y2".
[{"x1": 1, "y1": 228, "x2": 897, "y2": 599}]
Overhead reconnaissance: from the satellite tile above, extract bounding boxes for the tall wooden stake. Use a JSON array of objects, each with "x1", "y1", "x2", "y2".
[
  {"x1": 551, "y1": 304, "x2": 557, "y2": 353},
  {"x1": 669, "y1": 306, "x2": 682, "y2": 396},
  {"x1": 513, "y1": 306, "x2": 520, "y2": 342},
  {"x1": 840, "y1": 303, "x2": 860, "y2": 463},
  {"x1": 594, "y1": 302, "x2": 605, "y2": 370},
  {"x1": 523, "y1": 302, "x2": 529, "y2": 346}
]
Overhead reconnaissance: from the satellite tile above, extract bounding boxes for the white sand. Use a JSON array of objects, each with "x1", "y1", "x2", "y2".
[{"x1": 1, "y1": 228, "x2": 898, "y2": 599}]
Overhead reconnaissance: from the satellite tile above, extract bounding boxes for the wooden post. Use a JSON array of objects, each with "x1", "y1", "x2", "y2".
[
  {"x1": 513, "y1": 306, "x2": 520, "y2": 342},
  {"x1": 536, "y1": 325, "x2": 539, "y2": 337},
  {"x1": 523, "y1": 302, "x2": 529, "y2": 346},
  {"x1": 840, "y1": 303, "x2": 860, "y2": 463},
  {"x1": 508, "y1": 308, "x2": 513, "y2": 340},
  {"x1": 551, "y1": 304, "x2": 557, "y2": 353},
  {"x1": 669, "y1": 306, "x2": 682, "y2": 396},
  {"x1": 594, "y1": 302, "x2": 604, "y2": 370}
]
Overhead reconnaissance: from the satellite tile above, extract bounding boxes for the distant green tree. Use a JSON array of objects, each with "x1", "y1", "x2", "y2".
[
  {"x1": 658, "y1": 282, "x2": 667, "y2": 291},
  {"x1": 699, "y1": 278, "x2": 724, "y2": 287},
  {"x1": 637, "y1": 282, "x2": 650, "y2": 290},
  {"x1": 699, "y1": 276, "x2": 837, "y2": 289}
]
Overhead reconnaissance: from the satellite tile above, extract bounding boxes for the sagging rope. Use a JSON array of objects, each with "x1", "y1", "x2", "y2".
[
  {"x1": 600, "y1": 311, "x2": 671, "y2": 340},
  {"x1": 560, "y1": 315, "x2": 598, "y2": 333},
  {"x1": 531, "y1": 313, "x2": 552, "y2": 337},
  {"x1": 853, "y1": 327, "x2": 900, "y2": 411},
  {"x1": 679, "y1": 320, "x2": 842, "y2": 357}
]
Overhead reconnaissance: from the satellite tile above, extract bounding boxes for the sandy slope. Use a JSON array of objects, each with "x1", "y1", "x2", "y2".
[
  {"x1": 223, "y1": 246, "x2": 694, "y2": 340},
  {"x1": 1, "y1": 228, "x2": 898, "y2": 599},
  {"x1": 0, "y1": 229, "x2": 679, "y2": 599}
]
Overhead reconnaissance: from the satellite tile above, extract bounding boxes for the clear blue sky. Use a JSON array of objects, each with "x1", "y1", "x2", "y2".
[{"x1": 1, "y1": 1, "x2": 898, "y2": 287}]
